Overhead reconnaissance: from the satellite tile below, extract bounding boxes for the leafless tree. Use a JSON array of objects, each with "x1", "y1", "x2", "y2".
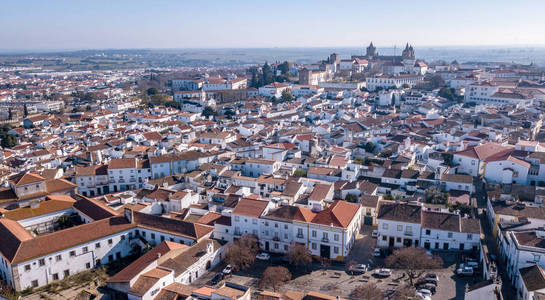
[
  {"x1": 225, "y1": 234, "x2": 259, "y2": 271},
  {"x1": 259, "y1": 266, "x2": 292, "y2": 292},
  {"x1": 287, "y1": 242, "x2": 312, "y2": 270},
  {"x1": 385, "y1": 247, "x2": 442, "y2": 286}
]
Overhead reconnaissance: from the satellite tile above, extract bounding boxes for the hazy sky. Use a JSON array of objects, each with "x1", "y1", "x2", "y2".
[{"x1": 2, "y1": 0, "x2": 544, "y2": 50}]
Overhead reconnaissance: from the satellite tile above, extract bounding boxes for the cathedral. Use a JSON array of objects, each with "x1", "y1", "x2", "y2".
[{"x1": 360, "y1": 42, "x2": 415, "y2": 61}]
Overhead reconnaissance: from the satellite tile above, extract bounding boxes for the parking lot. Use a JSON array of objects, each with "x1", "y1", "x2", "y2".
[{"x1": 195, "y1": 226, "x2": 478, "y2": 299}]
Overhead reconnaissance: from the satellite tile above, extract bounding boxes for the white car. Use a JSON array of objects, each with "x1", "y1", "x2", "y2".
[
  {"x1": 371, "y1": 230, "x2": 378, "y2": 238},
  {"x1": 374, "y1": 248, "x2": 382, "y2": 257},
  {"x1": 222, "y1": 264, "x2": 232, "y2": 275},
  {"x1": 456, "y1": 266, "x2": 474, "y2": 276},
  {"x1": 417, "y1": 289, "x2": 432, "y2": 298},
  {"x1": 374, "y1": 268, "x2": 392, "y2": 277},
  {"x1": 348, "y1": 264, "x2": 368, "y2": 273},
  {"x1": 256, "y1": 252, "x2": 270, "y2": 260}
]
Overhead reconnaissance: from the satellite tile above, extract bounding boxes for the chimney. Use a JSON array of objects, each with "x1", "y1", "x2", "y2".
[{"x1": 124, "y1": 207, "x2": 134, "y2": 223}]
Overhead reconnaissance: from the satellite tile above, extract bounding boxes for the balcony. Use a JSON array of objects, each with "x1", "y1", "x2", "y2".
[
  {"x1": 322, "y1": 237, "x2": 329, "y2": 243},
  {"x1": 296, "y1": 233, "x2": 304, "y2": 239},
  {"x1": 404, "y1": 231, "x2": 413, "y2": 236},
  {"x1": 273, "y1": 236, "x2": 280, "y2": 242}
]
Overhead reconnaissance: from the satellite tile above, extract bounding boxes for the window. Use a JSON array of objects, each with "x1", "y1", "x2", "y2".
[
  {"x1": 234, "y1": 216, "x2": 240, "y2": 222},
  {"x1": 397, "y1": 225, "x2": 403, "y2": 231},
  {"x1": 55, "y1": 255, "x2": 62, "y2": 261},
  {"x1": 70, "y1": 251, "x2": 76, "y2": 257},
  {"x1": 151, "y1": 233, "x2": 155, "y2": 239},
  {"x1": 382, "y1": 223, "x2": 388, "y2": 230},
  {"x1": 467, "y1": 234, "x2": 473, "y2": 240},
  {"x1": 108, "y1": 239, "x2": 113, "y2": 245},
  {"x1": 396, "y1": 237, "x2": 401, "y2": 243},
  {"x1": 86, "y1": 262, "x2": 91, "y2": 269},
  {"x1": 334, "y1": 234, "x2": 339, "y2": 241},
  {"x1": 120, "y1": 235, "x2": 125, "y2": 240},
  {"x1": 312, "y1": 243, "x2": 317, "y2": 250},
  {"x1": 39, "y1": 259, "x2": 45, "y2": 266},
  {"x1": 312, "y1": 230, "x2": 317, "y2": 238},
  {"x1": 382, "y1": 236, "x2": 387, "y2": 241},
  {"x1": 284, "y1": 224, "x2": 288, "y2": 230},
  {"x1": 64, "y1": 270, "x2": 69, "y2": 277},
  {"x1": 448, "y1": 232, "x2": 453, "y2": 238},
  {"x1": 31, "y1": 280, "x2": 38, "y2": 288},
  {"x1": 534, "y1": 254, "x2": 541, "y2": 262},
  {"x1": 160, "y1": 235, "x2": 165, "y2": 242},
  {"x1": 274, "y1": 243, "x2": 279, "y2": 249},
  {"x1": 297, "y1": 228, "x2": 303, "y2": 236},
  {"x1": 322, "y1": 232, "x2": 328, "y2": 240},
  {"x1": 425, "y1": 229, "x2": 431, "y2": 235},
  {"x1": 406, "y1": 226, "x2": 412, "y2": 233},
  {"x1": 334, "y1": 246, "x2": 339, "y2": 254},
  {"x1": 25, "y1": 264, "x2": 31, "y2": 271},
  {"x1": 95, "y1": 242, "x2": 101, "y2": 248},
  {"x1": 284, "y1": 245, "x2": 289, "y2": 251},
  {"x1": 82, "y1": 247, "x2": 88, "y2": 253},
  {"x1": 252, "y1": 219, "x2": 257, "y2": 224},
  {"x1": 53, "y1": 273, "x2": 59, "y2": 280}
]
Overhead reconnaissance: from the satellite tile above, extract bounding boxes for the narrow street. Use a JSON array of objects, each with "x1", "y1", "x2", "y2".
[{"x1": 474, "y1": 176, "x2": 516, "y2": 299}]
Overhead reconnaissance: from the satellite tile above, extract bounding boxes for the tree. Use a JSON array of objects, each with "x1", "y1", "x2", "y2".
[
  {"x1": 202, "y1": 106, "x2": 217, "y2": 118},
  {"x1": 401, "y1": 83, "x2": 410, "y2": 89},
  {"x1": 425, "y1": 186, "x2": 448, "y2": 204},
  {"x1": 281, "y1": 89, "x2": 294, "y2": 102},
  {"x1": 428, "y1": 74, "x2": 446, "y2": 89},
  {"x1": 1, "y1": 134, "x2": 17, "y2": 148},
  {"x1": 438, "y1": 87, "x2": 456, "y2": 101},
  {"x1": 23, "y1": 104, "x2": 28, "y2": 117},
  {"x1": 293, "y1": 169, "x2": 307, "y2": 177},
  {"x1": 351, "y1": 283, "x2": 383, "y2": 300},
  {"x1": 364, "y1": 142, "x2": 375, "y2": 153},
  {"x1": 286, "y1": 242, "x2": 312, "y2": 270},
  {"x1": 262, "y1": 62, "x2": 274, "y2": 85},
  {"x1": 225, "y1": 234, "x2": 259, "y2": 272},
  {"x1": 259, "y1": 266, "x2": 291, "y2": 292},
  {"x1": 385, "y1": 247, "x2": 442, "y2": 286},
  {"x1": 146, "y1": 87, "x2": 158, "y2": 95},
  {"x1": 345, "y1": 193, "x2": 358, "y2": 203},
  {"x1": 8, "y1": 108, "x2": 12, "y2": 120}
]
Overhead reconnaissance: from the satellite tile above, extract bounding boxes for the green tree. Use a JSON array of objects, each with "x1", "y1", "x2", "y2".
[
  {"x1": 147, "y1": 87, "x2": 158, "y2": 95},
  {"x1": 202, "y1": 106, "x2": 217, "y2": 118},
  {"x1": 428, "y1": 74, "x2": 446, "y2": 89},
  {"x1": 1, "y1": 134, "x2": 17, "y2": 148},
  {"x1": 293, "y1": 169, "x2": 307, "y2": 177},
  {"x1": 262, "y1": 62, "x2": 274, "y2": 85},
  {"x1": 364, "y1": 142, "x2": 375, "y2": 153},
  {"x1": 438, "y1": 87, "x2": 456, "y2": 101},
  {"x1": 345, "y1": 193, "x2": 358, "y2": 203},
  {"x1": 281, "y1": 89, "x2": 294, "y2": 102}
]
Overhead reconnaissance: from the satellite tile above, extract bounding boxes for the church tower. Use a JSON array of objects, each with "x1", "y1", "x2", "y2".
[
  {"x1": 366, "y1": 42, "x2": 377, "y2": 58},
  {"x1": 402, "y1": 43, "x2": 415, "y2": 60}
]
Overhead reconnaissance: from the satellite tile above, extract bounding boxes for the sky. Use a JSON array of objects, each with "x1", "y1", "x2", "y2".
[{"x1": 2, "y1": 0, "x2": 545, "y2": 50}]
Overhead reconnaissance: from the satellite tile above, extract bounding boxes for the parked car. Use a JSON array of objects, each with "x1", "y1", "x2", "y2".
[
  {"x1": 416, "y1": 283, "x2": 436, "y2": 294},
  {"x1": 211, "y1": 272, "x2": 224, "y2": 285},
  {"x1": 374, "y1": 268, "x2": 392, "y2": 277},
  {"x1": 417, "y1": 289, "x2": 432, "y2": 298},
  {"x1": 415, "y1": 290, "x2": 432, "y2": 300},
  {"x1": 348, "y1": 264, "x2": 368, "y2": 274},
  {"x1": 459, "y1": 262, "x2": 479, "y2": 269},
  {"x1": 425, "y1": 273, "x2": 439, "y2": 282},
  {"x1": 374, "y1": 248, "x2": 382, "y2": 257},
  {"x1": 222, "y1": 264, "x2": 232, "y2": 275},
  {"x1": 256, "y1": 252, "x2": 271, "y2": 260},
  {"x1": 371, "y1": 230, "x2": 378, "y2": 238},
  {"x1": 456, "y1": 266, "x2": 474, "y2": 276}
]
